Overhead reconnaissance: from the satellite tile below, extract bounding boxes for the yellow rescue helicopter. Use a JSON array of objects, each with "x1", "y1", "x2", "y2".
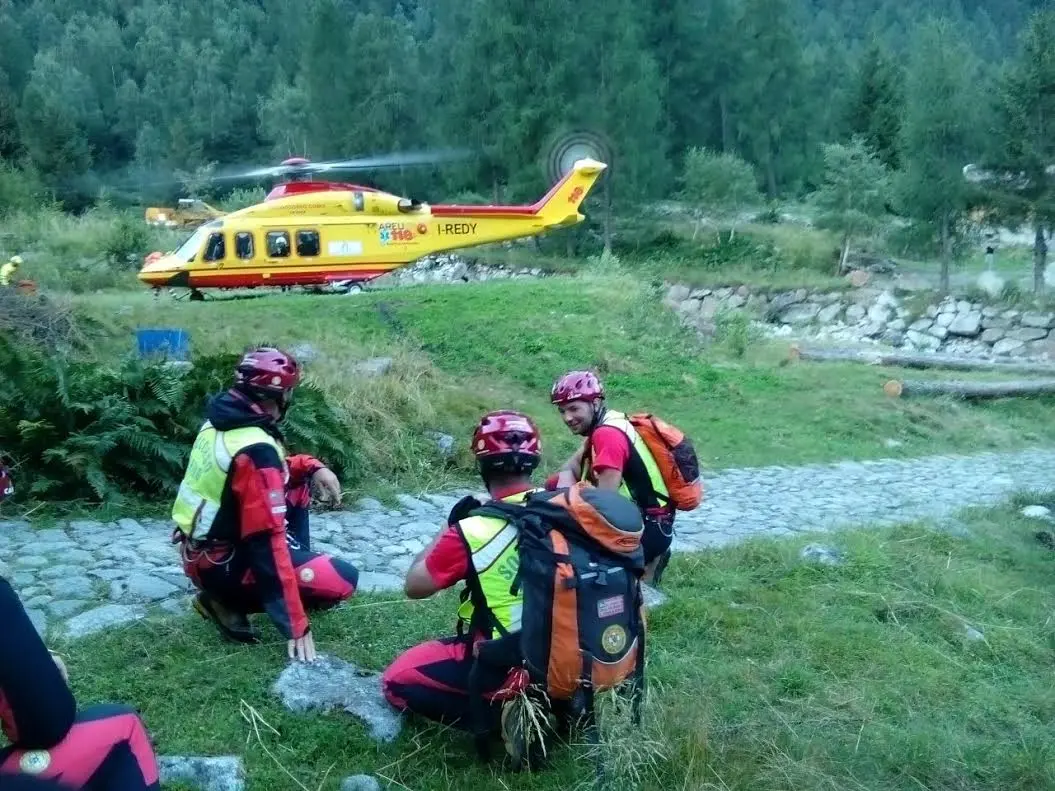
[{"x1": 138, "y1": 154, "x2": 607, "y2": 299}]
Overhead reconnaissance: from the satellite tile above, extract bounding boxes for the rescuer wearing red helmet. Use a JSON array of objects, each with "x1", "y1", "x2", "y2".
[
  {"x1": 171, "y1": 346, "x2": 359, "y2": 662},
  {"x1": 382, "y1": 410, "x2": 542, "y2": 730},
  {"x1": 548, "y1": 370, "x2": 674, "y2": 585}
]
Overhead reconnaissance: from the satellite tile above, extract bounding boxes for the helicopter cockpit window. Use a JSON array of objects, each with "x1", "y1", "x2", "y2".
[
  {"x1": 296, "y1": 230, "x2": 320, "y2": 257},
  {"x1": 175, "y1": 227, "x2": 208, "y2": 262},
  {"x1": 235, "y1": 232, "x2": 254, "y2": 259},
  {"x1": 266, "y1": 231, "x2": 291, "y2": 258},
  {"x1": 203, "y1": 233, "x2": 225, "y2": 262}
]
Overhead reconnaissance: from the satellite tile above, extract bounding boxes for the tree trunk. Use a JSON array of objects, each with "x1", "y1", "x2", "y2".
[
  {"x1": 603, "y1": 175, "x2": 612, "y2": 254},
  {"x1": 1034, "y1": 222, "x2": 1049, "y2": 295},
  {"x1": 883, "y1": 377, "x2": 1055, "y2": 400},
  {"x1": 790, "y1": 344, "x2": 1055, "y2": 376},
  {"x1": 765, "y1": 155, "x2": 778, "y2": 201},
  {"x1": 838, "y1": 233, "x2": 851, "y2": 275},
  {"x1": 939, "y1": 211, "x2": 951, "y2": 295},
  {"x1": 719, "y1": 92, "x2": 731, "y2": 153}
]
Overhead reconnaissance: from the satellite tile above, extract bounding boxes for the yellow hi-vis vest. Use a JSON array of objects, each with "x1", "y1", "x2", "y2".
[
  {"x1": 0, "y1": 262, "x2": 16, "y2": 286},
  {"x1": 455, "y1": 489, "x2": 538, "y2": 635},
  {"x1": 171, "y1": 420, "x2": 287, "y2": 540},
  {"x1": 581, "y1": 410, "x2": 669, "y2": 507}
]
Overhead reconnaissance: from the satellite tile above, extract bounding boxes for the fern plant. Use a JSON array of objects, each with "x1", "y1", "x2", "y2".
[{"x1": 0, "y1": 338, "x2": 359, "y2": 506}]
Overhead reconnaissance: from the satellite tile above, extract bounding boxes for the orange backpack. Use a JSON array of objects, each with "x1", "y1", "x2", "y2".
[
  {"x1": 626, "y1": 413, "x2": 703, "y2": 511},
  {"x1": 466, "y1": 483, "x2": 647, "y2": 767}
]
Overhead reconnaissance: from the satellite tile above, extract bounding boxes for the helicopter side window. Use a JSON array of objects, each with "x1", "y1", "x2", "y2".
[
  {"x1": 296, "y1": 230, "x2": 320, "y2": 257},
  {"x1": 235, "y1": 232, "x2": 254, "y2": 259},
  {"x1": 203, "y1": 232, "x2": 225, "y2": 262},
  {"x1": 266, "y1": 231, "x2": 291, "y2": 258}
]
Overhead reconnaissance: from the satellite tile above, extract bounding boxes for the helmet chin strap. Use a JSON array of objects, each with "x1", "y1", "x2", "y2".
[{"x1": 588, "y1": 400, "x2": 607, "y2": 431}]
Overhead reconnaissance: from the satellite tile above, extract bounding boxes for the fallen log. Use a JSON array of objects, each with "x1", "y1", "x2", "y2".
[
  {"x1": 789, "y1": 344, "x2": 1055, "y2": 376},
  {"x1": 883, "y1": 377, "x2": 1055, "y2": 399}
]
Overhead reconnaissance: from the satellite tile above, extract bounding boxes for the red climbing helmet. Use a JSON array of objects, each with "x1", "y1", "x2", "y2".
[
  {"x1": 471, "y1": 410, "x2": 542, "y2": 474},
  {"x1": 234, "y1": 346, "x2": 301, "y2": 397},
  {"x1": 550, "y1": 370, "x2": 605, "y2": 405}
]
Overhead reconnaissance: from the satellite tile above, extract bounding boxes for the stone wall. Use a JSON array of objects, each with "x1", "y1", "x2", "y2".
[
  {"x1": 664, "y1": 283, "x2": 1055, "y2": 360},
  {"x1": 362, "y1": 254, "x2": 545, "y2": 289}
]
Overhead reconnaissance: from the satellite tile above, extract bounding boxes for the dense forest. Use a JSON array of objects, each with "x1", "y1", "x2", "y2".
[{"x1": 0, "y1": 0, "x2": 1051, "y2": 229}]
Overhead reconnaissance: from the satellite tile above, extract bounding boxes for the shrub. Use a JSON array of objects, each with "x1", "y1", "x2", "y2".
[{"x1": 0, "y1": 339, "x2": 358, "y2": 506}]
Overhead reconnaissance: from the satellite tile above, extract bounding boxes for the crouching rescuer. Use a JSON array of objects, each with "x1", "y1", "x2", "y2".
[
  {"x1": 171, "y1": 346, "x2": 359, "y2": 661},
  {"x1": 381, "y1": 411, "x2": 542, "y2": 735}
]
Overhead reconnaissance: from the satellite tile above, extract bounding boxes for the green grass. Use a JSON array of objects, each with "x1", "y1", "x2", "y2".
[
  {"x1": 54, "y1": 496, "x2": 1055, "y2": 790},
  {"x1": 78, "y1": 271, "x2": 1055, "y2": 482}
]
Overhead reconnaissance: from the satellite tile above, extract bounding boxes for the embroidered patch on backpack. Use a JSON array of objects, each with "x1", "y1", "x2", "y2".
[{"x1": 597, "y1": 595, "x2": 625, "y2": 618}]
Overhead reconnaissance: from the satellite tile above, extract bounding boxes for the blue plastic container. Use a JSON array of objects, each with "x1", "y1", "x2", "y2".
[{"x1": 136, "y1": 328, "x2": 190, "y2": 360}]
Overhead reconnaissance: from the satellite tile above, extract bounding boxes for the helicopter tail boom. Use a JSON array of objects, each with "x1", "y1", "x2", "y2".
[{"x1": 429, "y1": 158, "x2": 607, "y2": 224}]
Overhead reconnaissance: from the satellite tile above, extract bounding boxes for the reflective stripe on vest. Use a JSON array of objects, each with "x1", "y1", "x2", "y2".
[
  {"x1": 456, "y1": 489, "x2": 537, "y2": 633},
  {"x1": 581, "y1": 410, "x2": 669, "y2": 504},
  {"x1": 171, "y1": 420, "x2": 287, "y2": 540}
]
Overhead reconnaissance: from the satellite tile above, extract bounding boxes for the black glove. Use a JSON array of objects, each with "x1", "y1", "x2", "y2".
[{"x1": 448, "y1": 495, "x2": 483, "y2": 524}]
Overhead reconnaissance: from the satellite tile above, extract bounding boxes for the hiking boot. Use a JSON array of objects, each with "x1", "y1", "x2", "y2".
[
  {"x1": 500, "y1": 697, "x2": 549, "y2": 772},
  {"x1": 193, "y1": 592, "x2": 260, "y2": 644},
  {"x1": 650, "y1": 548, "x2": 672, "y2": 586}
]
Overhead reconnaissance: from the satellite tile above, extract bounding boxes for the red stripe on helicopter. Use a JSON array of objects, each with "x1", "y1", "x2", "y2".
[
  {"x1": 430, "y1": 169, "x2": 573, "y2": 217},
  {"x1": 142, "y1": 268, "x2": 397, "y2": 289}
]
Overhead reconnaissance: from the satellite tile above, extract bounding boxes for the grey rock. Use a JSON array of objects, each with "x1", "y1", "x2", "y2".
[
  {"x1": 845, "y1": 304, "x2": 866, "y2": 323},
  {"x1": 356, "y1": 497, "x2": 383, "y2": 511},
  {"x1": 1021, "y1": 505, "x2": 1052, "y2": 519},
  {"x1": 48, "y1": 576, "x2": 94, "y2": 599},
  {"x1": 947, "y1": 311, "x2": 982, "y2": 337},
  {"x1": 817, "y1": 302, "x2": 843, "y2": 324},
  {"x1": 867, "y1": 304, "x2": 892, "y2": 323},
  {"x1": 428, "y1": 432, "x2": 456, "y2": 458},
  {"x1": 48, "y1": 599, "x2": 89, "y2": 617},
  {"x1": 158, "y1": 756, "x2": 246, "y2": 791},
  {"x1": 396, "y1": 494, "x2": 436, "y2": 513},
  {"x1": 15, "y1": 555, "x2": 49, "y2": 568},
  {"x1": 926, "y1": 324, "x2": 949, "y2": 340},
  {"x1": 981, "y1": 315, "x2": 1009, "y2": 330},
  {"x1": 861, "y1": 321, "x2": 885, "y2": 338},
  {"x1": 964, "y1": 625, "x2": 985, "y2": 642},
  {"x1": 800, "y1": 544, "x2": 843, "y2": 566},
  {"x1": 1020, "y1": 312, "x2": 1055, "y2": 329},
  {"x1": 64, "y1": 604, "x2": 145, "y2": 639},
  {"x1": 341, "y1": 775, "x2": 382, "y2": 791},
  {"x1": 665, "y1": 285, "x2": 690, "y2": 304},
  {"x1": 1011, "y1": 326, "x2": 1049, "y2": 342},
  {"x1": 272, "y1": 654, "x2": 403, "y2": 743},
  {"x1": 925, "y1": 305, "x2": 939, "y2": 318},
  {"x1": 39, "y1": 564, "x2": 88, "y2": 580},
  {"x1": 642, "y1": 584, "x2": 669, "y2": 609},
  {"x1": 993, "y1": 337, "x2": 1026, "y2": 355},
  {"x1": 352, "y1": 357, "x2": 393, "y2": 378},
  {"x1": 980, "y1": 327, "x2": 1005, "y2": 344},
  {"x1": 380, "y1": 545, "x2": 408, "y2": 557},
  {"x1": 356, "y1": 571, "x2": 404, "y2": 593},
  {"x1": 10, "y1": 572, "x2": 35, "y2": 587},
  {"x1": 887, "y1": 318, "x2": 907, "y2": 332},
  {"x1": 116, "y1": 518, "x2": 146, "y2": 533},
  {"x1": 111, "y1": 573, "x2": 179, "y2": 602},
  {"x1": 935, "y1": 312, "x2": 956, "y2": 328}
]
